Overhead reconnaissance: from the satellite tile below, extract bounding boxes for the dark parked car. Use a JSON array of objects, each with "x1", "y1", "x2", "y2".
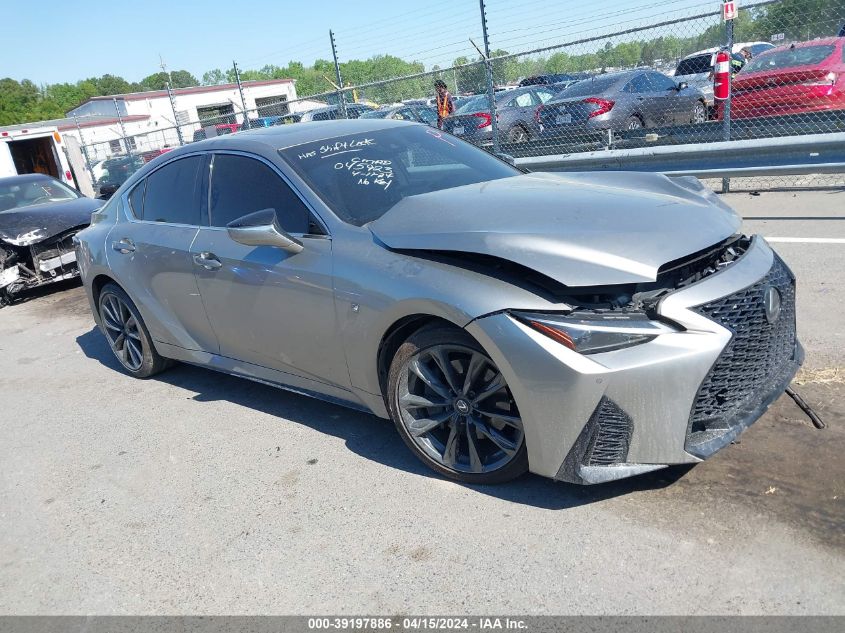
[
  {"x1": 360, "y1": 104, "x2": 437, "y2": 126},
  {"x1": 441, "y1": 85, "x2": 559, "y2": 145},
  {"x1": 74, "y1": 120, "x2": 800, "y2": 485},
  {"x1": 519, "y1": 72, "x2": 591, "y2": 87},
  {"x1": 0, "y1": 174, "x2": 100, "y2": 305},
  {"x1": 300, "y1": 103, "x2": 376, "y2": 121},
  {"x1": 192, "y1": 123, "x2": 241, "y2": 142},
  {"x1": 538, "y1": 70, "x2": 707, "y2": 140},
  {"x1": 96, "y1": 155, "x2": 146, "y2": 200}
]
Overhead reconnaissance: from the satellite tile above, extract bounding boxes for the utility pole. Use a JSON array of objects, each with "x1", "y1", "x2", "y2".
[
  {"x1": 329, "y1": 30, "x2": 348, "y2": 118},
  {"x1": 233, "y1": 60, "x2": 250, "y2": 128},
  {"x1": 478, "y1": 0, "x2": 501, "y2": 153},
  {"x1": 160, "y1": 55, "x2": 184, "y2": 146},
  {"x1": 722, "y1": 1, "x2": 734, "y2": 193},
  {"x1": 112, "y1": 98, "x2": 132, "y2": 156},
  {"x1": 73, "y1": 115, "x2": 94, "y2": 175}
]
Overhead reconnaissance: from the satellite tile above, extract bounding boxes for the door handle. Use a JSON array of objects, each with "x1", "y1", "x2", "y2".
[
  {"x1": 193, "y1": 252, "x2": 222, "y2": 270},
  {"x1": 111, "y1": 238, "x2": 135, "y2": 253}
]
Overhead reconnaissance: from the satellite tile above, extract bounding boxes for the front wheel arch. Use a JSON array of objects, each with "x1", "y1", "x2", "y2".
[{"x1": 377, "y1": 314, "x2": 460, "y2": 399}]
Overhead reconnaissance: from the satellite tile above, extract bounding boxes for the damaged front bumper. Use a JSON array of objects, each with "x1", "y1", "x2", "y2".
[
  {"x1": 466, "y1": 236, "x2": 801, "y2": 484},
  {"x1": 0, "y1": 228, "x2": 83, "y2": 305}
]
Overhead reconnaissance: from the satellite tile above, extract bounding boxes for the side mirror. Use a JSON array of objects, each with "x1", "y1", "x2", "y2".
[
  {"x1": 226, "y1": 208, "x2": 304, "y2": 254},
  {"x1": 676, "y1": 81, "x2": 688, "y2": 91}
]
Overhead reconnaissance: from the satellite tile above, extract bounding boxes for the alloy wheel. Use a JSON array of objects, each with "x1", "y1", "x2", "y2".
[
  {"x1": 101, "y1": 293, "x2": 144, "y2": 371},
  {"x1": 692, "y1": 102, "x2": 707, "y2": 124},
  {"x1": 509, "y1": 127, "x2": 529, "y2": 143},
  {"x1": 396, "y1": 344, "x2": 524, "y2": 474},
  {"x1": 626, "y1": 117, "x2": 643, "y2": 130}
]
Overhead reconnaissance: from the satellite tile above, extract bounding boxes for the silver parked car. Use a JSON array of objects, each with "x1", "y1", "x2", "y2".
[
  {"x1": 75, "y1": 120, "x2": 801, "y2": 485},
  {"x1": 538, "y1": 70, "x2": 708, "y2": 139},
  {"x1": 673, "y1": 42, "x2": 776, "y2": 110},
  {"x1": 442, "y1": 85, "x2": 560, "y2": 145}
]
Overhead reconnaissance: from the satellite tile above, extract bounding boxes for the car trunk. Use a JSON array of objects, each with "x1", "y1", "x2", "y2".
[
  {"x1": 732, "y1": 67, "x2": 839, "y2": 114},
  {"x1": 442, "y1": 112, "x2": 493, "y2": 141},
  {"x1": 538, "y1": 98, "x2": 607, "y2": 131}
]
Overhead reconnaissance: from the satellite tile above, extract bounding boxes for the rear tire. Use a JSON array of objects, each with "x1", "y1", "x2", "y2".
[
  {"x1": 625, "y1": 115, "x2": 644, "y2": 130},
  {"x1": 98, "y1": 283, "x2": 170, "y2": 378},
  {"x1": 507, "y1": 125, "x2": 530, "y2": 143},
  {"x1": 387, "y1": 325, "x2": 529, "y2": 485}
]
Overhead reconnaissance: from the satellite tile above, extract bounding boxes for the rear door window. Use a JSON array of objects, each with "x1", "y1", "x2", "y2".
[
  {"x1": 209, "y1": 154, "x2": 313, "y2": 234},
  {"x1": 512, "y1": 92, "x2": 535, "y2": 107},
  {"x1": 141, "y1": 155, "x2": 204, "y2": 225},
  {"x1": 648, "y1": 73, "x2": 679, "y2": 91},
  {"x1": 625, "y1": 74, "x2": 652, "y2": 93},
  {"x1": 128, "y1": 180, "x2": 145, "y2": 218}
]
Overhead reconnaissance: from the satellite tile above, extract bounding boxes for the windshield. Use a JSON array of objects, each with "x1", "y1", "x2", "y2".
[
  {"x1": 359, "y1": 109, "x2": 391, "y2": 119},
  {"x1": 675, "y1": 54, "x2": 713, "y2": 76},
  {"x1": 554, "y1": 74, "x2": 620, "y2": 98},
  {"x1": 455, "y1": 95, "x2": 488, "y2": 114},
  {"x1": 0, "y1": 177, "x2": 79, "y2": 211},
  {"x1": 743, "y1": 45, "x2": 836, "y2": 73},
  {"x1": 98, "y1": 157, "x2": 145, "y2": 187},
  {"x1": 278, "y1": 125, "x2": 519, "y2": 226}
]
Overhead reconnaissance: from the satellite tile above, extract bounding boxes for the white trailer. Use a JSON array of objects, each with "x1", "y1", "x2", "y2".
[{"x1": 0, "y1": 126, "x2": 86, "y2": 192}]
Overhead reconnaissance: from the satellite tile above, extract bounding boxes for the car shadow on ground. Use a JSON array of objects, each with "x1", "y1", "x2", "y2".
[{"x1": 76, "y1": 326, "x2": 694, "y2": 511}]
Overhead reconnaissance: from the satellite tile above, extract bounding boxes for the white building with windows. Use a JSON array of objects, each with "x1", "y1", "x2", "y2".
[{"x1": 60, "y1": 79, "x2": 318, "y2": 160}]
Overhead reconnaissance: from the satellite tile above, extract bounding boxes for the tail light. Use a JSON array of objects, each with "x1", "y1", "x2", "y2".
[
  {"x1": 534, "y1": 105, "x2": 544, "y2": 123},
  {"x1": 801, "y1": 72, "x2": 838, "y2": 86},
  {"x1": 65, "y1": 170, "x2": 73, "y2": 181},
  {"x1": 473, "y1": 112, "x2": 492, "y2": 128},
  {"x1": 584, "y1": 98, "x2": 615, "y2": 118}
]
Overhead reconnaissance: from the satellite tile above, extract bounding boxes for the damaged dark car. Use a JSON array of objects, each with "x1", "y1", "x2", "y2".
[{"x1": 0, "y1": 174, "x2": 101, "y2": 306}]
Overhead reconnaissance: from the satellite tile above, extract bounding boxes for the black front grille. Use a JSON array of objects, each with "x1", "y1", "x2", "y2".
[
  {"x1": 686, "y1": 254, "x2": 797, "y2": 454},
  {"x1": 585, "y1": 398, "x2": 633, "y2": 466}
]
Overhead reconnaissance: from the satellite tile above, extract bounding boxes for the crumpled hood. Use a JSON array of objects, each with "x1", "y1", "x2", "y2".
[
  {"x1": 369, "y1": 172, "x2": 741, "y2": 286},
  {"x1": 0, "y1": 197, "x2": 101, "y2": 246}
]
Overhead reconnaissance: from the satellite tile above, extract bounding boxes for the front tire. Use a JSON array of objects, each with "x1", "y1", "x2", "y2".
[
  {"x1": 387, "y1": 326, "x2": 528, "y2": 484},
  {"x1": 692, "y1": 100, "x2": 707, "y2": 124},
  {"x1": 98, "y1": 283, "x2": 170, "y2": 378}
]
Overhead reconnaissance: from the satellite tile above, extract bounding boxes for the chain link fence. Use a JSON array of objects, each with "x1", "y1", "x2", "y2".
[{"x1": 73, "y1": 0, "x2": 845, "y2": 195}]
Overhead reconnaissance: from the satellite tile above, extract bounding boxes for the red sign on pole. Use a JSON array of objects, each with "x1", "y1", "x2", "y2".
[{"x1": 723, "y1": 1, "x2": 738, "y2": 20}]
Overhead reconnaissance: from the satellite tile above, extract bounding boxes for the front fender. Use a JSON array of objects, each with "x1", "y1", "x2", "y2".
[{"x1": 332, "y1": 231, "x2": 565, "y2": 403}]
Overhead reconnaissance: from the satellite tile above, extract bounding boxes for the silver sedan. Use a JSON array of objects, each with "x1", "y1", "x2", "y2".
[{"x1": 74, "y1": 120, "x2": 801, "y2": 485}]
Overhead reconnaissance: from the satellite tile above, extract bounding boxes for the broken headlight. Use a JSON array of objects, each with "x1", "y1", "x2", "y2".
[{"x1": 512, "y1": 311, "x2": 677, "y2": 354}]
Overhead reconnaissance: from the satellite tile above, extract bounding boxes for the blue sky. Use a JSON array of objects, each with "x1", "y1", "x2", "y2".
[{"x1": 3, "y1": 0, "x2": 727, "y2": 85}]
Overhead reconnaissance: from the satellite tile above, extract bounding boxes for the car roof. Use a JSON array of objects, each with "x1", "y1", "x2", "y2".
[
  {"x1": 0, "y1": 173, "x2": 59, "y2": 186},
  {"x1": 682, "y1": 41, "x2": 774, "y2": 58},
  {"x1": 763, "y1": 37, "x2": 843, "y2": 51},
  {"x1": 157, "y1": 118, "x2": 415, "y2": 156}
]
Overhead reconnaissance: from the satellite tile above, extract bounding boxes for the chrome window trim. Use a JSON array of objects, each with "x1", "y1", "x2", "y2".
[{"x1": 121, "y1": 151, "x2": 208, "y2": 228}]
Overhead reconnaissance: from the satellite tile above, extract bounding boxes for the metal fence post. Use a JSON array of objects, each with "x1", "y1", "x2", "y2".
[
  {"x1": 330, "y1": 30, "x2": 348, "y2": 119},
  {"x1": 478, "y1": 0, "x2": 501, "y2": 154},
  {"x1": 722, "y1": 2, "x2": 734, "y2": 194},
  {"x1": 112, "y1": 98, "x2": 132, "y2": 156},
  {"x1": 165, "y1": 81, "x2": 185, "y2": 146},
  {"x1": 73, "y1": 115, "x2": 94, "y2": 175},
  {"x1": 233, "y1": 61, "x2": 250, "y2": 128}
]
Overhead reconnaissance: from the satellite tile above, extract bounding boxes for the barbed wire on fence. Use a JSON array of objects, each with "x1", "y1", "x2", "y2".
[{"x1": 74, "y1": 0, "x2": 845, "y2": 194}]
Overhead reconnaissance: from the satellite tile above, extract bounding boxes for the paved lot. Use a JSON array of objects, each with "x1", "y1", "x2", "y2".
[{"x1": 1, "y1": 190, "x2": 843, "y2": 615}]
